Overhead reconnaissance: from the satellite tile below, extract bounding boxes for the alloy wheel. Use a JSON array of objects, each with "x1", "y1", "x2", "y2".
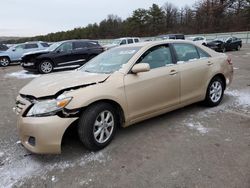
[
  {"x1": 209, "y1": 81, "x2": 223, "y2": 103},
  {"x1": 0, "y1": 57, "x2": 10, "y2": 67},
  {"x1": 40, "y1": 61, "x2": 53, "y2": 73},
  {"x1": 93, "y1": 110, "x2": 114, "y2": 144}
]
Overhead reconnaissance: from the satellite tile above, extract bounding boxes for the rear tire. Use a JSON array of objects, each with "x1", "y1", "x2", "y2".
[
  {"x1": 38, "y1": 60, "x2": 53, "y2": 74},
  {"x1": 236, "y1": 45, "x2": 240, "y2": 51},
  {"x1": 0, "y1": 57, "x2": 10, "y2": 67},
  {"x1": 222, "y1": 47, "x2": 226, "y2": 53},
  {"x1": 78, "y1": 103, "x2": 118, "y2": 151},
  {"x1": 204, "y1": 77, "x2": 225, "y2": 107}
]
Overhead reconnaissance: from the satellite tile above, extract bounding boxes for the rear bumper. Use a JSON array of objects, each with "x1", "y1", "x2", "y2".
[{"x1": 17, "y1": 115, "x2": 77, "y2": 154}]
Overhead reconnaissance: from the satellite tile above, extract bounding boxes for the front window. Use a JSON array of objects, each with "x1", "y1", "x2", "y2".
[
  {"x1": 14, "y1": 44, "x2": 25, "y2": 50},
  {"x1": 81, "y1": 47, "x2": 141, "y2": 74},
  {"x1": 57, "y1": 42, "x2": 73, "y2": 52},
  {"x1": 137, "y1": 45, "x2": 173, "y2": 69},
  {"x1": 46, "y1": 42, "x2": 63, "y2": 51}
]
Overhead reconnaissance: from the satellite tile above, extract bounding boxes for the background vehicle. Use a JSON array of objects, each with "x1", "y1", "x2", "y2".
[
  {"x1": 15, "y1": 40, "x2": 233, "y2": 153},
  {"x1": 0, "y1": 44, "x2": 8, "y2": 51},
  {"x1": 206, "y1": 37, "x2": 242, "y2": 52},
  {"x1": 0, "y1": 41, "x2": 49, "y2": 67},
  {"x1": 187, "y1": 36, "x2": 207, "y2": 45},
  {"x1": 155, "y1": 34, "x2": 185, "y2": 40},
  {"x1": 21, "y1": 40, "x2": 104, "y2": 74},
  {"x1": 103, "y1": 37, "x2": 140, "y2": 50}
]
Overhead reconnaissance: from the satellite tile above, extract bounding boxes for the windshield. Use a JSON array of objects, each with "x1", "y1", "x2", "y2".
[
  {"x1": 80, "y1": 46, "x2": 141, "y2": 74},
  {"x1": 46, "y1": 42, "x2": 63, "y2": 51},
  {"x1": 112, "y1": 39, "x2": 122, "y2": 45}
]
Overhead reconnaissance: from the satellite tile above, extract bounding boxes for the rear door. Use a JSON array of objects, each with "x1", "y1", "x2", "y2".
[
  {"x1": 53, "y1": 42, "x2": 74, "y2": 66},
  {"x1": 71, "y1": 41, "x2": 89, "y2": 65},
  {"x1": 24, "y1": 43, "x2": 39, "y2": 53},
  {"x1": 124, "y1": 44, "x2": 180, "y2": 121},
  {"x1": 172, "y1": 43, "x2": 211, "y2": 103}
]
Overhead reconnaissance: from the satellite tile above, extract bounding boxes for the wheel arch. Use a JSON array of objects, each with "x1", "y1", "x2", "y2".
[
  {"x1": 38, "y1": 57, "x2": 55, "y2": 67},
  {"x1": 0, "y1": 55, "x2": 11, "y2": 61},
  {"x1": 208, "y1": 73, "x2": 226, "y2": 90},
  {"x1": 81, "y1": 99, "x2": 125, "y2": 127}
]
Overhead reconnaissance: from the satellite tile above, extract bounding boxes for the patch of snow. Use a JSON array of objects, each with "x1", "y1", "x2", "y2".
[
  {"x1": 225, "y1": 89, "x2": 250, "y2": 108},
  {"x1": 51, "y1": 175, "x2": 58, "y2": 182},
  {"x1": 186, "y1": 122, "x2": 210, "y2": 135},
  {"x1": 0, "y1": 152, "x2": 4, "y2": 158},
  {"x1": 225, "y1": 138, "x2": 232, "y2": 142},
  {"x1": 0, "y1": 148, "x2": 108, "y2": 188},
  {"x1": 5, "y1": 70, "x2": 40, "y2": 79},
  {"x1": 16, "y1": 140, "x2": 21, "y2": 144}
]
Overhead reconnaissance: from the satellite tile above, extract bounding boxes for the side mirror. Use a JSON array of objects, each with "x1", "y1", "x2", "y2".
[
  {"x1": 131, "y1": 63, "x2": 150, "y2": 74},
  {"x1": 12, "y1": 48, "x2": 16, "y2": 51}
]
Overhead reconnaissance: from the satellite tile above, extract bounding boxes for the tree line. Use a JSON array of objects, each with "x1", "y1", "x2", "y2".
[{"x1": 4, "y1": 0, "x2": 250, "y2": 43}]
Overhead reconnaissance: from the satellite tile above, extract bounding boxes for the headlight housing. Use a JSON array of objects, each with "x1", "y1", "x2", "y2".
[{"x1": 26, "y1": 95, "x2": 72, "y2": 117}]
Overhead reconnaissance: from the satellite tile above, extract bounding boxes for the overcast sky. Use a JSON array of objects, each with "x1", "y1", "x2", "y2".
[{"x1": 0, "y1": 0, "x2": 196, "y2": 37}]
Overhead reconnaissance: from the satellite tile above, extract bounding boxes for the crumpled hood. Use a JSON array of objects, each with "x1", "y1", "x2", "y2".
[{"x1": 20, "y1": 71, "x2": 110, "y2": 98}]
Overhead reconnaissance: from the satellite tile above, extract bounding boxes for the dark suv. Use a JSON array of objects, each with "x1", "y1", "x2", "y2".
[{"x1": 21, "y1": 40, "x2": 104, "y2": 73}]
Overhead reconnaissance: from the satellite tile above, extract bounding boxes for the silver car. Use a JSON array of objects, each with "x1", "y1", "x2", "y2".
[{"x1": 0, "y1": 41, "x2": 49, "y2": 67}]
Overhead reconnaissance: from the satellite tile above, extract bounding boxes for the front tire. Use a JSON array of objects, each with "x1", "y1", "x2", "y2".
[
  {"x1": 0, "y1": 57, "x2": 10, "y2": 67},
  {"x1": 204, "y1": 77, "x2": 225, "y2": 107},
  {"x1": 78, "y1": 103, "x2": 118, "y2": 151},
  {"x1": 38, "y1": 60, "x2": 53, "y2": 74}
]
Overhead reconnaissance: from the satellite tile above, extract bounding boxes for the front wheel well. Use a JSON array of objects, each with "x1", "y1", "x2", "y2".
[
  {"x1": 0, "y1": 56, "x2": 11, "y2": 61},
  {"x1": 38, "y1": 58, "x2": 55, "y2": 66},
  {"x1": 81, "y1": 100, "x2": 125, "y2": 127}
]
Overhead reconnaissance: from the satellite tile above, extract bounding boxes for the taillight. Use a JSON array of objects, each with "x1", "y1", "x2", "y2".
[{"x1": 227, "y1": 57, "x2": 232, "y2": 65}]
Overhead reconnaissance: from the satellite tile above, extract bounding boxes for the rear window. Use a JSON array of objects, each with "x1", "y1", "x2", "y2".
[
  {"x1": 87, "y1": 41, "x2": 100, "y2": 48},
  {"x1": 173, "y1": 43, "x2": 199, "y2": 62},
  {"x1": 134, "y1": 39, "x2": 139, "y2": 43},
  {"x1": 128, "y1": 39, "x2": 133, "y2": 44},
  {"x1": 24, "y1": 43, "x2": 38, "y2": 49},
  {"x1": 41, "y1": 43, "x2": 49, "y2": 47},
  {"x1": 197, "y1": 47, "x2": 210, "y2": 58},
  {"x1": 73, "y1": 42, "x2": 88, "y2": 50}
]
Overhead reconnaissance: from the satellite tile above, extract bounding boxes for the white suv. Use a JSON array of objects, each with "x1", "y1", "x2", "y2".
[{"x1": 104, "y1": 37, "x2": 140, "y2": 50}]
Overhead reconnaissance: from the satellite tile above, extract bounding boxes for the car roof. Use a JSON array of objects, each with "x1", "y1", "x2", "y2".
[
  {"x1": 60, "y1": 39, "x2": 98, "y2": 43},
  {"x1": 115, "y1": 40, "x2": 195, "y2": 48}
]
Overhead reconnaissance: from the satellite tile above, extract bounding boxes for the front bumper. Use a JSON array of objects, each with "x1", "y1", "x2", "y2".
[
  {"x1": 17, "y1": 116, "x2": 77, "y2": 154},
  {"x1": 15, "y1": 95, "x2": 77, "y2": 154},
  {"x1": 21, "y1": 62, "x2": 37, "y2": 71}
]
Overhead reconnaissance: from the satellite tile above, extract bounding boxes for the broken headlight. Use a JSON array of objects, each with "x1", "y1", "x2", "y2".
[{"x1": 26, "y1": 95, "x2": 72, "y2": 117}]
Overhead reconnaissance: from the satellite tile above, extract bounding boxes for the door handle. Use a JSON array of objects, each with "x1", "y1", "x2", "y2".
[
  {"x1": 169, "y1": 69, "x2": 178, "y2": 75},
  {"x1": 207, "y1": 61, "x2": 213, "y2": 66}
]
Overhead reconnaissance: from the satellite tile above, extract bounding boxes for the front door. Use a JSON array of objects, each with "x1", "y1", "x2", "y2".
[{"x1": 124, "y1": 44, "x2": 180, "y2": 121}]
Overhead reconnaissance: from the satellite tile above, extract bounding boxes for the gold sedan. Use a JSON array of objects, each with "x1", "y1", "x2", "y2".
[{"x1": 14, "y1": 40, "x2": 233, "y2": 154}]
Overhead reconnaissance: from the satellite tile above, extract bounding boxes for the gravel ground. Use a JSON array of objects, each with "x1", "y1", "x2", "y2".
[{"x1": 0, "y1": 46, "x2": 249, "y2": 188}]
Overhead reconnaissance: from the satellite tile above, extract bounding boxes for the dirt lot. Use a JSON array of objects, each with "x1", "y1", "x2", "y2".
[{"x1": 0, "y1": 46, "x2": 249, "y2": 188}]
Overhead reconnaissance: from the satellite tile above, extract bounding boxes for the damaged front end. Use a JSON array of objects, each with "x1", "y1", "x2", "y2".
[{"x1": 15, "y1": 77, "x2": 109, "y2": 118}]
